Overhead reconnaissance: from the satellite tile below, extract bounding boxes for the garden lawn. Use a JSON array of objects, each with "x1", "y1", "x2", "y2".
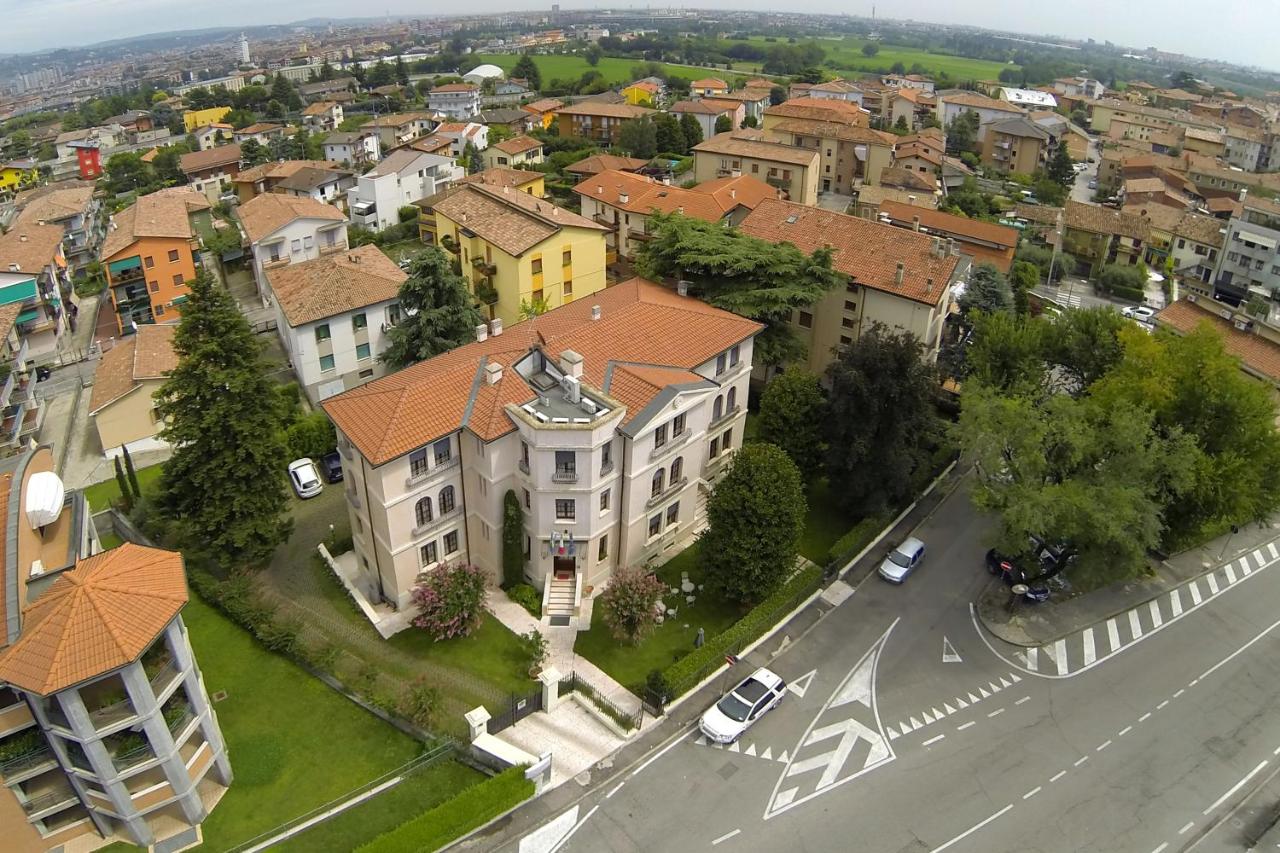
[
  {"x1": 381, "y1": 239, "x2": 426, "y2": 264},
  {"x1": 183, "y1": 594, "x2": 473, "y2": 850},
  {"x1": 98, "y1": 531, "x2": 124, "y2": 550},
  {"x1": 798, "y1": 478, "x2": 860, "y2": 565},
  {"x1": 727, "y1": 36, "x2": 1013, "y2": 82},
  {"x1": 82, "y1": 464, "x2": 164, "y2": 512},
  {"x1": 575, "y1": 544, "x2": 745, "y2": 692},
  {"x1": 468, "y1": 54, "x2": 702, "y2": 87}
]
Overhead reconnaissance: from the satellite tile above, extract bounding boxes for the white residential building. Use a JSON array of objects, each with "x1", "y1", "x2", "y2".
[
  {"x1": 266, "y1": 244, "x2": 405, "y2": 402},
  {"x1": 237, "y1": 193, "x2": 349, "y2": 297},
  {"x1": 434, "y1": 122, "x2": 489, "y2": 156},
  {"x1": 321, "y1": 278, "x2": 761, "y2": 615},
  {"x1": 274, "y1": 166, "x2": 358, "y2": 208},
  {"x1": 348, "y1": 149, "x2": 462, "y2": 231},
  {"x1": 323, "y1": 130, "x2": 382, "y2": 167},
  {"x1": 302, "y1": 100, "x2": 345, "y2": 132},
  {"x1": 428, "y1": 83, "x2": 482, "y2": 119}
]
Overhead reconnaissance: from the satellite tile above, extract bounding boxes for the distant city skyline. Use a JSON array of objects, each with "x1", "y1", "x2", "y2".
[{"x1": 6, "y1": 0, "x2": 1276, "y2": 73}]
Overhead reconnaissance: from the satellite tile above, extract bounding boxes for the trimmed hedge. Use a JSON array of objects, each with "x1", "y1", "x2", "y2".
[
  {"x1": 356, "y1": 765, "x2": 534, "y2": 853},
  {"x1": 825, "y1": 515, "x2": 890, "y2": 568},
  {"x1": 661, "y1": 565, "x2": 822, "y2": 699}
]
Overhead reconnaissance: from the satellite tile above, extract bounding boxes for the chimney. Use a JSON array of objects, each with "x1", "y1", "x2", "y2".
[
  {"x1": 908, "y1": 194, "x2": 917, "y2": 205},
  {"x1": 925, "y1": 277, "x2": 934, "y2": 294},
  {"x1": 349, "y1": 252, "x2": 359, "y2": 263},
  {"x1": 591, "y1": 304, "x2": 601, "y2": 321},
  {"x1": 949, "y1": 239, "x2": 961, "y2": 256},
  {"x1": 912, "y1": 215, "x2": 921, "y2": 231},
  {"x1": 619, "y1": 192, "x2": 629, "y2": 204},
  {"x1": 677, "y1": 280, "x2": 690, "y2": 297},
  {"x1": 475, "y1": 323, "x2": 488, "y2": 342},
  {"x1": 895, "y1": 262, "x2": 905, "y2": 285},
  {"x1": 729, "y1": 188, "x2": 736, "y2": 200},
  {"x1": 489, "y1": 317, "x2": 503, "y2": 336},
  {"x1": 1240, "y1": 187, "x2": 1249, "y2": 202},
  {"x1": 484, "y1": 361, "x2": 503, "y2": 385},
  {"x1": 596, "y1": 185, "x2": 603, "y2": 194},
  {"x1": 560, "y1": 349, "x2": 584, "y2": 378},
  {"x1": 18, "y1": 234, "x2": 26, "y2": 243},
  {"x1": 676, "y1": 206, "x2": 684, "y2": 215}
]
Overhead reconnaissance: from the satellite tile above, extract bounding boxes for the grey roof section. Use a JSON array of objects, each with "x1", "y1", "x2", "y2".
[
  {"x1": 603, "y1": 360, "x2": 717, "y2": 438},
  {"x1": 479, "y1": 108, "x2": 531, "y2": 125},
  {"x1": 367, "y1": 149, "x2": 450, "y2": 178},
  {"x1": 276, "y1": 167, "x2": 353, "y2": 192},
  {"x1": 324, "y1": 131, "x2": 366, "y2": 144},
  {"x1": 985, "y1": 116, "x2": 1051, "y2": 141}
]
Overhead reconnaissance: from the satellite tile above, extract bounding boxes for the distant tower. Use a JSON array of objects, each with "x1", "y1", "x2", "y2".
[{"x1": 238, "y1": 32, "x2": 250, "y2": 65}]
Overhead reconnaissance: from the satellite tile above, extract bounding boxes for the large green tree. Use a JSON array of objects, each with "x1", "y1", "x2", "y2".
[
  {"x1": 155, "y1": 271, "x2": 293, "y2": 567},
  {"x1": 239, "y1": 138, "x2": 269, "y2": 167},
  {"x1": 653, "y1": 113, "x2": 687, "y2": 155},
  {"x1": 700, "y1": 443, "x2": 807, "y2": 604},
  {"x1": 617, "y1": 117, "x2": 657, "y2": 159},
  {"x1": 965, "y1": 309, "x2": 1049, "y2": 397},
  {"x1": 825, "y1": 324, "x2": 942, "y2": 514},
  {"x1": 946, "y1": 110, "x2": 980, "y2": 155},
  {"x1": 957, "y1": 263, "x2": 1013, "y2": 316},
  {"x1": 757, "y1": 367, "x2": 826, "y2": 476},
  {"x1": 380, "y1": 247, "x2": 484, "y2": 368},
  {"x1": 678, "y1": 113, "x2": 703, "y2": 149},
  {"x1": 1047, "y1": 143, "x2": 1075, "y2": 187},
  {"x1": 512, "y1": 53, "x2": 542, "y2": 90},
  {"x1": 635, "y1": 213, "x2": 843, "y2": 366},
  {"x1": 104, "y1": 151, "x2": 151, "y2": 195}
]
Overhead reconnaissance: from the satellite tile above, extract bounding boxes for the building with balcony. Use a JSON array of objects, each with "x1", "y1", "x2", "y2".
[
  {"x1": 274, "y1": 166, "x2": 357, "y2": 209},
  {"x1": 321, "y1": 278, "x2": 761, "y2": 615},
  {"x1": 415, "y1": 168, "x2": 545, "y2": 245},
  {"x1": 0, "y1": 306, "x2": 43, "y2": 453},
  {"x1": 0, "y1": 225, "x2": 73, "y2": 360},
  {"x1": 323, "y1": 130, "x2": 382, "y2": 169},
  {"x1": 691, "y1": 132, "x2": 820, "y2": 206},
  {"x1": 1212, "y1": 195, "x2": 1280, "y2": 307},
  {"x1": 265, "y1": 245, "x2": 406, "y2": 403},
  {"x1": 88, "y1": 324, "x2": 177, "y2": 458},
  {"x1": 553, "y1": 102, "x2": 655, "y2": 146},
  {"x1": 237, "y1": 193, "x2": 348, "y2": 299},
  {"x1": 14, "y1": 187, "x2": 105, "y2": 273},
  {"x1": 573, "y1": 169, "x2": 780, "y2": 260},
  {"x1": 360, "y1": 112, "x2": 437, "y2": 152},
  {"x1": 1060, "y1": 200, "x2": 1152, "y2": 279},
  {"x1": 740, "y1": 199, "x2": 969, "y2": 373},
  {"x1": 425, "y1": 183, "x2": 608, "y2": 327},
  {"x1": 521, "y1": 98, "x2": 564, "y2": 131},
  {"x1": 178, "y1": 144, "x2": 242, "y2": 203},
  {"x1": 302, "y1": 101, "x2": 344, "y2": 132},
  {"x1": 428, "y1": 83, "x2": 481, "y2": 120},
  {"x1": 483, "y1": 135, "x2": 545, "y2": 170},
  {"x1": 347, "y1": 150, "x2": 462, "y2": 233},
  {"x1": 759, "y1": 114, "x2": 896, "y2": 191},
  {"x1": 100, "y1": 188, "x2": 211, "y2": 335},
  {"x1": 978, "y1": 116, "x2": 1050, "y2": 175},
  {"x1": 230, "y1": 160, "x2": 347, "y2": 205}
]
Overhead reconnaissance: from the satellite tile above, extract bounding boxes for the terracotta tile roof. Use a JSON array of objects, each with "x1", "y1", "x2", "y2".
[
  {"x1": 434, "y1": 122, "x2": 469, "y2": 134},
  {"x1": 0, "y1": 224, "x2": 65, "y2": 274},
  {"x1": 522, "y1": 98, "x2": 564, "y2": 114},
  {"x1": 1064, "y1": 200, "x2": 1151, "y2": 239},
  {"x1": 713, "y1": 89, "x2": 772, "y2": 104},
  {"x1": 894, "y1": 143, "x2": 943, "y2": 166},
  {"x1": 740, "y1": 199, "x2": 960, "y2": 307},
  {"x1": 431, "y1": 83, "x2": 478, "y2": 93},
  {"x1": 179, "y1": 143, "x2": 241, "y2": 174},
  {"x1": 322, "y1": 278, "x2": 761, "y2": 463},
  {"x1": 693, "y1": 174, "x2": 782, "y2": 211},
  {"x1": 691, "y1": 78, "x2": 728, "y2": 89},
  {"x1": 765, "y1": 98, "x2": 869, "y2": 125},
  {"x1": 100, "y1": 187, "x2": 209, "y2": 260},
  {"x1": 303, "y1": 101, "x2": 338, "y2": 116},
  {"x1": 1206, "y1": 196, "x2": 1243, "y2": 217},
  {"x1": 1156, "y1": 299, "x2": 1280, "y2": 385},
  {"x1": 13, "y1": 179, "x2": 92, "y2": 209},
  {"x1": 892, "y1": 87, "x2": 934, "y2": 105},
  {"x1": 0, "y1": 304, "x2": 21, "y2": 343},
  {"x1": 768, "y1": 117, "x2": 894, "y2": 147},
  {"x1": 554, "y1": 102, "x2": 655, "y2": 119},
  {"x1": 1125, "y1": 176, "x2": 1179, "y2": 194},
  {"x1": 89, "y1": 323, "x2": 178, "y2": 413},
  {"x1": 233, "y1": 160, "x2": 342, "y2": 185},
  {"x1": 0, "y1": 543, "x2": 188, "y2": 696},
  {"x1": 460, "y1": 167, "x2": 542, "y2": 190},
  {"x1": 275, "y1": 166, "x2": 354, "y2": 193},
  {"x1": 1013, "y1": 203, "x2": 1064, "y2": 225},
  {"x1": 572, "y1": 170, "x2": 722, "y2": 221},
  {"x1": 671, "y1": 99, "x2": 722, "y2": 116},
  {"x1": 693, "y1": 132, "x2": 821, "y2": 167},
  {"x1": 940, "y1": 92, "x2": 1022, "y2": 114},
  {"x1": 236, "y1": 122, "x2": 284, "y2": 135},
  {"x1": 432, "y1": 183, "x2": 605, "y2": 256},
  {"x1": 237, "y1": 193, "x2": 345, "y2": 244},
  {"x1": 267, "y1": 245, "x2": 406, "y2": 327},
  {"x1": 361, "y1": 111, "x2": 435, "y2": 128},
  {"x1": 565, "y1": 154, "x2": 648, "y2": 176},
  {"x1": 492, "y1": 135, "x2": 543, "y2": 156},
  {"x1": 625, "y1": 81, "x2": 661, "y2": 94},
  {"x1": 15, "y1": 187, "x2": 94, "y2": 227},
  {"x1": 879, "y1": 167, "x2": 937, "y2": 192},
  {"x1": 899, "y1": 128, "x2": 946, "y2": 151},
  {"x1": 405, "y1": 135, "x2": 454, "y2": 155},
  {"x1": 854, "y1": 185, "x2": 938, "y2": 210},
  {"x1": 699, "y1": 98, "x2": 744, "y2": 114},
  {"x1": 1123, "y1": 205, "x2": 1226, "y2": 247},
  {"x1": 985, "y1": 116, "x2": 1051, "y2": 140},
  {"x1": 606, "y1": 364, "x2": 708, "y2": 415},
  {"x1": 879, "y1": 200, "x2": 1019, "y2": 249},
  {"x1": 810, "y1": 79, "x2": 862, "y2": 94}
]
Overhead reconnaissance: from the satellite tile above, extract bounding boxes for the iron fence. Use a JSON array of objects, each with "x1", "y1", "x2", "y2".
[{"x1": 559, "y1": 671, "x2": 642, "y2": 733}]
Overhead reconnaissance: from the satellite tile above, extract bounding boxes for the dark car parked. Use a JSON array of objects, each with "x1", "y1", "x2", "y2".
[{"x1": 319, "y1": 451, "x2": 343, "y2": 483}]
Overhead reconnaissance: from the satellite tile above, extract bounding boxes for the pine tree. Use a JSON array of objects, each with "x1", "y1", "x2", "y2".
[
  {"x1": 380, "y1": 247, "x2": 483, "y2": 368},
  {"x1": 113, "y1": 457, "x2": 134, "y2": 513},
  {"x1": 512, "y1": 53, "x2": 542, "y2": 91},
  {"x1": 155, "y1": 271, "x2": 293, "y2": 568},
  {"x1": 122, "y1": 444, "x2": 141, "y2": 499},
  {"x1": 678, "y1": 113, "x2": 703, "y2": 149}
]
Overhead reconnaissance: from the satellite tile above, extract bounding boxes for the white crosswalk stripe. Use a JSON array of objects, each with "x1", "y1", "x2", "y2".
[{"x1": 991, "y1": 538, "x2": 1280, "y2": 678}]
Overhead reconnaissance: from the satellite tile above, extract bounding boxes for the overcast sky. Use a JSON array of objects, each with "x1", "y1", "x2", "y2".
[{"x1": 9, "y1": 0, "x2": 1276, "y2": 71}]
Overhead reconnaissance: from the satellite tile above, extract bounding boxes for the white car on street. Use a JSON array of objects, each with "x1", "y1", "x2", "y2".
[
  {"x1": 1123, "y1": 305, "x2": 1156, "y2": 323},
  {"x1": 288, "y1": 458, "x2": 324, "y2": 499},
  {"x1": 878, "y1": 537, "x2": 927, "y2": 584},
  {"x1": 699, "y1": 667, "x2": 787, "y2": 743}
]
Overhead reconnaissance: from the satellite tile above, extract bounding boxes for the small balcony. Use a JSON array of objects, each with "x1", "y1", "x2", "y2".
[
  {"x1": 440, "y1": 235, "x2": 460, "y2": 255},
  {"x1": 410, "y1": 506, "x2": 462, "y2": 538},
  {"x1": 0, "y1": 745, "x2": 55, "y2": 782},
  {"x1": 646, "y1": 476, "x2": 689, "y2": 509},
  {"x1": 708, "y1": 403, "x2": 741, "y2": 431},
  {"x1": 21, "y1": 781, "x2": 78, "y2": 819},
  {"x1": 403, "y1": 454, "x2": 459, "y2": 490},
  {"x1": 650, "y1": 429, "x2": 690, "y2": 461},
  {"x1": 765, "y1": 176, "x2": 789, "y2": 189},
  {"x1": 551, "y1": 466, "x2": 578, "y2": 484},
  {"x1": 113, "y1": 284, "x2": 150, "y2": 306},
  {"x1": 109, "y1": 266, "x2": 145, "y2": 287},
  {"x1": 627, "y1": 227, "x2": 654, "y2": 242},
  {"x1": 471, "y1": 257, "x2": 497, "y2": 276},
  {"x1": 592, "y1": 213, "x2": 619, "y2": 232}
]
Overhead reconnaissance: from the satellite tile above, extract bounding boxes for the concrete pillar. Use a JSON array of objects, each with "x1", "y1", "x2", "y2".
[
  {"x1": 170, "y1": 616, "x2": 233, "y2": 786},
  {"x1": 464, "y1": 706, "x2": 490, "y2": 741},
  {"x1": 539, "y1": 666, "x2": 562, "y2": 713}
]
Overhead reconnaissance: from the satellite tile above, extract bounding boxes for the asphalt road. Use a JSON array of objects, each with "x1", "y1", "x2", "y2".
[{"x1": 515, "y1": 479, "x2": 1280, "y2": 853}]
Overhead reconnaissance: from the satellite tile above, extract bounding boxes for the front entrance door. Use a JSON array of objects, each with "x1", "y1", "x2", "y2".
[
  {"x1": 823, "y1": 179, "x2": 831, "y2": 192},
  {"x1": 553, "y1": 557, "x2": 575, "y2": 581}
]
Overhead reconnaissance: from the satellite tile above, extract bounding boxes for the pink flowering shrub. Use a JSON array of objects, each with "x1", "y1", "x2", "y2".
[
  {"x1": 600, "y1": 565, "x2": 667, "y2": 645},
  {"x1": 411, "y1": 562, "x2": 489, "y2": 640}
]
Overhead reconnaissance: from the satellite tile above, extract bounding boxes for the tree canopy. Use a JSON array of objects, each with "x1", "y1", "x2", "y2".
[
  {"x1": 757, "y1": 367, "x2": 827, "y2": 476},
  {"x1": 512, "y1": 54, "x2": 542, "y2": 90},
  {"x1": 957, "y1": 263, "x2": 1013, "y2": 316},
  {"x1": 381, "y1": 247, "x2": 484, "y2": 368},
  {"x1": 634, "y1": 213, "x2": 843, "y2": 366}
]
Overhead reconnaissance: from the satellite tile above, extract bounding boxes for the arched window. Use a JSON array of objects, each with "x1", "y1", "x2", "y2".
[
  {"x1": 415, "y1": 496, "x2": 432, "y2": 527},
  {"x1": 651, "y1": 468, "x2": 665, "y2": 498},
  {"x1": 712, "y1": 395, "x2": 724, "y2": 422},
  {"x1": 439, "y1": 485, "x2": 456, "y2": 514},
  {"x1": 670, "y1": 457, "x2": 683, "y2": 484},
  {"x1": 726, "y1": 386, "x2": 737, "y2": 412}
]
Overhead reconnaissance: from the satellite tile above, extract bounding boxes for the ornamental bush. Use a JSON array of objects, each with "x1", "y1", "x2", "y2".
[
  {"x1": 410, "y1": 562, "x2": 488, "y2": 640},
  {"x1": 599, "y1": 565, "x2": 667, "y2": 645}
]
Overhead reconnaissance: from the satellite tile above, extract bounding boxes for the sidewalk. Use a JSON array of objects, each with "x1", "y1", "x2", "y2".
[{"x1": 977, "y1": 519, "x2": 1280, "y2": 647}]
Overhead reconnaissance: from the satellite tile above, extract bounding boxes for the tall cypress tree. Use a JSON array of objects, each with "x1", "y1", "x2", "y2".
[
  {"x1": 113, "y1": 456, "x2": 133, "y2": 513},
  {"x1": 155, "y1": 271, "x2": 292, "y2": 567},
  {"x1": 122, "y1": 443, "x2": 141, "y2": 499}
]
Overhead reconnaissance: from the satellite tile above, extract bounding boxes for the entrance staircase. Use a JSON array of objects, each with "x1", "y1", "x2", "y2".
[{"x1": 545, "y1": 575, "x2": 576, "y2": 623}]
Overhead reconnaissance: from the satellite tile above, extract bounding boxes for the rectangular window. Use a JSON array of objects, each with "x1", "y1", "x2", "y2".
[
  {"x1": 353, "y1": 312, "x2": 367, "y2": 331},
  {"x1": 555, "y1": 499, "x2": 576, "y2": 521},
  {"x1": 433, "y1": 438, "x2": 451, "y2": 464},
  {"x1": 358, "y1": 368, "x2": 374, "y2": 378},
  {"x1": 167, "y1": 249, "x2": 180, "y2": 262},
  {"x1": 144, "y1": 256, "x2": 155, "y2": 268},
  {"x1": 531, "y1": 258, "x2": 543, "y2": 274},
  {"x1": 722, "y1": 428, "x2": 732, "y2": 450},
  {"x1": 319, "y1": 353, "x2": 335, "y2": 373},
  {"x1": 601, "y1": 441, "x2": 612, "y2": 473},
  {"x1": 356, "y1": 342, "x2": 371, "y2": 360},
  {"x1": 844, "y1": 300, "x2": 857, "y2": 311},
  {"x1": 729, "y1": 344, "x2": 740, "y2": 366},
  {"x1": 420, "y1": 541, "x2": 438, "y2": 566},
  {"x1": 600, "y1": 488, "x2": 610, "y2": 512},
  {"x1": 840, "y1": 335, "x2": 852, "y2": 345},
  {"x1": 562, "y1": 248, "x2": 572, "y2": 267},
  {"x1": 564, "y1": 279, "x2": 573, "y2": 296},
  {"x1": 324, "y1": 229, "x2": 337, "y2": 247},
  {"x1": 598, "y1": 534, "x2": 608, "y2": 561},
  {"x1": 554, "y1": 450, "x2": 576, "y2": 477},
  {"x1": 315, "y1": 324, "x2": 331, "y2": 342},
  {"x1": 673, "y1": 413, "x2": 686, "y2": 436},
  {"x1": 654, "y1": 424, "x2": 667, "y2": 449},
  {"x1": 303, "y1": 235, "x2": 314, "y2": 249},
  {"x1": 269, "y1": 244, "x2": 282, "y2": 262},
  {"x1": 709, "y1": 437, "x2": 719, "y2": 459},
  {"x1": 444, "y1": 531, "x2": 459, "y2": 554},
  {"x1": 409, "y1": 448, "x2": 429, "y2": 478},
  {"x1": 172, "y1": 273, "x2": 184, "y2": 286},
  {"x1": 716, "y1": 353, "x2": 727, "y2": 375},
  {"x1": 751, "y1": 163, "x2": 759, "y2": 174},
  {"x1": 523, "y1": 488, "x2": 531, "y2": 509},
  {"x1": 648, "y1": 514, "x2": 662, "y2": 537},
  {"x1": 155, "y1": 304, "x2": 166, "y2": 316},
  {"x1": 150, "y1": 281, "x2": 160, "y2": 292},
  {"x1": 291, "y1": 239, "x2": 302, "y2": 253},
  {"x1": 1177, "y1": 239, "x2": 1186, "y2": 249},
  {"x1": 798, "y1": 311, "x2": 813, "y2": 328},
  {"x1": 666, "y1": 502, "x2": 679, "y2": 527},
  {"x1": 842, "y1": 317, "x2": 854, "y2": 328},
  {"x1": 783, "y1": 170, "x2": 792, "y2": 180}
]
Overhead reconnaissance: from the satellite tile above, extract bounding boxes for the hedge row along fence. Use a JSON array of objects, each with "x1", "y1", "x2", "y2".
[{"x1": 356, "y1": 765, "x2": 535, "y2": 853}]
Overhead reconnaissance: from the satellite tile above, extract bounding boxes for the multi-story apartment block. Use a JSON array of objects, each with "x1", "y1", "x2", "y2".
[
  {"x1": 434, "y1": 122, "x2": 489, "y2": 156},
  {"x1": 427, "y1": 83, "x2": 481, "y2": 119},
  {"x1": 712, "y1": 89, "x2": 773, "y2": 125},
  {"x1": 230, "y1": 160, "x2": 346, "y2": 205},
  {"x1": 320, "y1": 278, "x2": 761, "y2": 614},
  {"x1": 0, "y1": 445, "x2": 231, "y2": 850},
  {"x1": 266, "y1": 245, "x2": 405, "y2": 402},
  {"x1": 761, "y1": 115, "x2": 896, "y2": 191},
  {"x1": 483, "y1": 135, "x2": 545, "y2": 170},
  {"x1": 1212, "y1": 194, "x2": 1280, "y2": 307},
  {"x1": 178, "y1": 144, "x2": 242, "y2": 203},
  {"x1": 347, "y1": 150, "x2": 462, "y2": 232},
  {"x1": 691, "y1": 133, "x2": 820, "y2": 206},
  {"x1": 302, "y1": 100, "x2": 344, "y2": 132},
  {"x1": 237, "y1": 193, "x2": 348, "y2": 298},
  {"x1": 322, "y1": 130, "x2": 382, "y2": 168},
  {"x1": 978, "y1": 117, "x2": 1050, "y2": 175},
  {"x1": 424, "y1": 183, "x2": 608, "y2": 326},
  {"x1": 0, "y1": 225, "x2": 73, "y2": 362},
  {"x1": 14, "y1": 187, "x2": 105, "y2": 273},
  {"x1": 553, "y1": 102, "x2": 655, "y2": 145},
  {"x1": 101, "y1": 189, "x2": 210, "y2": 335},
  {"x1": 740, "y1": 199, "x2": 968, "y2": 373},
  {"x1": 937, "y1": 92, "x2": 1022, "y2": 131}
]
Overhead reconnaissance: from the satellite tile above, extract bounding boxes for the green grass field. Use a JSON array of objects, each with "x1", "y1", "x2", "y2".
[
  {"x1": 82, "y1": 463, "x2": 164, "y2": 512},
  {"x1": 468, "y1": 53, "x2": 704, "y2": 87},
  {"x1": 818, "y1": 36, "x2": 1013, "y2": 81}
]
